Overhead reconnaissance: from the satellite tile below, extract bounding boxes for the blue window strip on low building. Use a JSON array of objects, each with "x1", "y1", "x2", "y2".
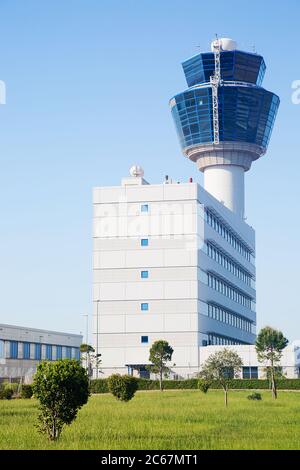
[
  {"x1": 1, "y1": 340, "x2": 79, "y2": 362},
  {"x1": 141, "y1": 204, "x2": 149, "y2": 212},
  {"x1": 34, "y1": 343, "x2": 41, "y2": 360},
  {"x1": 23, "y1": 342, "x2": 30, "y2": 359},
  {"x1": 10, "y1": 341, "x2": 18, "y2": 359},
  {"x1": 65, "y1": 347, "x2": 72, "y2": 359},
  {"x1": 75, "y1": 348, "x2": 80, "y2": 360},
  {"x1": 141, "y1": 271, "x2": 149, "y2": 279},
  {"x1": 46, "y1": 344, "x2": 52, "y2": 361},
  {"x1": 141, "y1": 303, "x2": 149, "y2": 311},
  {"x1": 141, "y1": 336, "x2": 149, "y2": 344},
  {"x1": 0, "y1": 340, "x2": 4, "y2": 358},
  {"x1": 141, "y1": 239, "x2": 149, "y2": 246},
  {"x1": 56, "y1": 345, "x2": 62, "y2": 360}
]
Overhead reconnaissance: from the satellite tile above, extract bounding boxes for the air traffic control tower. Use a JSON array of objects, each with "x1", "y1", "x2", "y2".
[
  {"x1": 93, "y1": 38, "x2": 280, "y2": 378},
  {"x1": 170, "y1": 38, "x2": 280, "y2": 219}
]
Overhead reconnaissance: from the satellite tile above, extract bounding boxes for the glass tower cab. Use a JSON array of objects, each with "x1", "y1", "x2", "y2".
[{"x1": 170, "y1": 38, "x2": 280, "y2": 219}]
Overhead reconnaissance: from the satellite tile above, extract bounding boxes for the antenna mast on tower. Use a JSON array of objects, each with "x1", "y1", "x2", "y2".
[{"x1": 210, "y1": 35, "x2": 222, "y2": 145}]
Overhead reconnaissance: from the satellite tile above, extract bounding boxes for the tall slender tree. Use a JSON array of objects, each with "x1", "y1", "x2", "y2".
[
  {"x1": 255, "y1": 327, "x2": 288, "y2": 399},
  {"x1": 149, "y1": 340, "x2": 174, "y2": 391},
  {"x1": 80, "y1": 343, "x2": 102, "y2": 381}
]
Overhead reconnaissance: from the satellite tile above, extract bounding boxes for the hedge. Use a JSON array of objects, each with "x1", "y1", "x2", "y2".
[{"x1": 90, "y1": 378, "x2": 300, "y2": 393}]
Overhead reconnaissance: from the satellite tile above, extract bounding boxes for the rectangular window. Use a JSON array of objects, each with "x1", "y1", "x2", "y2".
[
  {"x1": 23, "y1": 342, "x2": 30, "y2": 360},
  {"x1": 35, "y1": 343, "x2": 41, "y2": 361},
  {"x1": 141, "y1": 270, "x2": 149, "y2": 279},
  {"x1": 66, "y1": 347, "x2": 72, "y2": 359},
  {"x1": 243, "y1": 367, "x2": 251, "y2": 379},
  {"x1": 10, "y1": 341, "x2": 18, "y2": 359},
  {"x1": 141, "y1": 204, "x2": 149, "y2": 212},
  {"x1": 0, "y1": 340, "x2": 4, "y2": 358},
  {"x1": 250, "y1": 367, "x2": 258, "y2": 379},
  {"x1": 46, "y1": 345, "x2": 52, "y2": 361},
  {"x1": 141, "y1": 303, "x2": 149, "y2": 311},
  {"x1": 141, "y1": 336, "x2": 149, "y2": 344},
  {"x1": 141, "y1": 238, "x2": 149, "y2": 247},
  {"x1": 56, "y1": 345, "x2": 62, "y2": 360},
  {"x1": 74, "y1": 348, "x2": 80, "y2": 361}
]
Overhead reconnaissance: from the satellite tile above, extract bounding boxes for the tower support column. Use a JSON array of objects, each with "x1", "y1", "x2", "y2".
[{"x1": 203, "y1": 165, "x2": 245, "y2": 218}]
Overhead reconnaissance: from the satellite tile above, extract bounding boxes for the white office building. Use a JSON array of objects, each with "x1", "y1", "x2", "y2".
[
  {"x1": 0, "y1": 323, "x2": 82, "y2": 383},
  {"x1": 92, "y1": 38, "x2": 280, "y2": 378},
  {"x1": 93, "y1": 171, "x2": 256, "y2": 378}
]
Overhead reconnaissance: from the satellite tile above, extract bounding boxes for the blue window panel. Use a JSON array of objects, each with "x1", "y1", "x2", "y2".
[
  {"x1": 141, "y1": 336, "x2": 149, "y2": 344},
  {"x1": 65, "y1": 347, "x2": 72, "y2": 359},
  {"x1": 10, "y1": 341, "x2": 18, "y2": 359},
  {"x1": 141, "y1": 239, "x2": 148, "y2": 247},
  {"x1": 171, "y1": 85, "x2": 279, "y2": 153},
  {"x1": 56, "y1": 345, "x2": 62, "y2": 360},
  {"x1": 23, "y1": 342, "x2": 30, "y2": 360},
  {"x1": 182, "y1": 50, "x2": 266, "y2": 88},
  {"x1": 35, "y1": 343, "x2": 41, "y2": 361},
  {"x1": 46, "y1": 345, "x2": 52, "y2": 361},
  {"x1": 0, "y1": 340, "x2": 4, "y2": 358},
  {"x1": 141, "y1": 204, "x2": 149, "y2": 212},
  {"x1": 74, "y1": 348, "x2": 80, "y2": 360},
  {"x1": 141, "y1": 270, "x2": 149, "y2": 279},
  {"x1": 141, "y1": 303, "x2": 149, "y2": 311}
]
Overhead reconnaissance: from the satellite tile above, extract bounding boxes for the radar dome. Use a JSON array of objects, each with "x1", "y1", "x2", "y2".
[
  {"x1": 129, "y1": 165, "x2": 144, "y2": 177},
  {"x1": 211, "y1": 38, "x2": 237, "y2": 52}
]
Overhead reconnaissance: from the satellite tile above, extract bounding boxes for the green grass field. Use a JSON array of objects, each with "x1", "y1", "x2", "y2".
[{"x1": 0, "y1": 390, "x2": 299, "y2": 450}]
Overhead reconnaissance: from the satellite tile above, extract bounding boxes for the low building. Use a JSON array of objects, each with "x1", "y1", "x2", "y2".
[
  {"x1": 0, "y1": 323, "x2": 82, "y2": 383},
  {"x1": 199, "y1": 344, "x2": 300, "y2": 379}
]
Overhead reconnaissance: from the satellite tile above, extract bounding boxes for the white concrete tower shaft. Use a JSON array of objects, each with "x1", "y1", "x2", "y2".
[
  {"x1": 186, "y1": 140, "x2": 264, "y2": 219},
  {"x1": 204, "y1": 164, "x2": 245, "y2": 218}
]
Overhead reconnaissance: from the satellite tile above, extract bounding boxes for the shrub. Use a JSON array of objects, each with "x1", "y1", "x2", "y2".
[
  {"x1": 247, "y1": 392, "x2": 262, "y2": 401},
  {"x1": 90, "y1": 379, "x2": 109, "y2": 394},
  {"x1": 20, "y1": 384, "x2": 33, "y2": 399},
  {"x1": 33, "y1": 359, "x2": 90, "y2": 441},
  {"x1": 108, "y1": 374, "x2": 138, "y2": 402},
  {"x1": 0, "y1": 388, "x2": 14, "y2": 400},
  {"x1": 198, "y1": 378, "x2": 210, "y2": 394},
  {"x1": 90, "y1": 378, "x2": 300, "y2": 394},
  {"x1": 3, "y1": 382, "x2": 19, "y2": 395}
]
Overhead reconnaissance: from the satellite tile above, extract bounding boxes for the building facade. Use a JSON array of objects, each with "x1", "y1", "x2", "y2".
[
  {"x1": 93, "y1": 174, "x2": 256, "y2": 378},
  {"x1": 0, "y1": 323, "x2": 82, "y2": 383},
  {"x1": 199, "y1": 344, "x2": 300, "y2": 379},
  {"x1": 93, "y1": 38, "x2": 279, "y2": 378}
]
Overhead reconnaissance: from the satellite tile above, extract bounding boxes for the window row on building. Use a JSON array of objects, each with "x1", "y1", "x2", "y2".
[
  {"x1": 205, "y1": 209, "x2": 253, "y2": 262},
  {"x1": 206, "y1": 242, "x2": 254, "y2": 287},
  {"x1": 242, "y1": 366, "x2": 258, "y2": 379},
  {"x1": 207, "y1": 272, "x2": 255, "y2": 310},
  {"x1": 0, "y1": 340, "x2": 80, "y2": 361},
  {"x1": 208, "y1": 303, "x2": 254, "y2": 333},
  {"x1": 207, "y1": 333, "x2": 247, "y2": 346}
]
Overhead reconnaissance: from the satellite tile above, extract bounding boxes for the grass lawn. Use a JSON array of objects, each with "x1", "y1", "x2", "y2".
[{"x1": 0, "y1": 389, "x2": 299, "y2": 450}]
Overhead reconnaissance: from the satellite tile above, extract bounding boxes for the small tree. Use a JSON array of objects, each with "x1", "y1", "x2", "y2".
[
  {"x1": 255, "y1": 326, "x2": 288, "y2": 399},
  {"x1": 108, "y1": 374, "x2": 138, "y2": 402},
  {"x1": 199, "y1": 349, "x2": 243, "y2": 406},
  {"x1": 198, "y1": 378, "x2": 210, "y2": 394},
  {"x1": 33, "y1": 359, "x2": 90, "y2": 441},
  {"x1": 80, "y1": 343, "x2": 102, "y2": 380},
  {"x1": 148, "y1": 340, "x2": 174, "y2": 391}
]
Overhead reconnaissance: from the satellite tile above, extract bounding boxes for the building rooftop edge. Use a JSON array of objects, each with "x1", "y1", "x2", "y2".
[{"x1": 0, "y1": 323, "x2": 83, "y2": 338}]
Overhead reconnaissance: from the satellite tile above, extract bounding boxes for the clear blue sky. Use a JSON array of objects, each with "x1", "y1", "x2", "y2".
[{"x1": 0, "y1": 0, "x2": 299, "y2": 342}]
